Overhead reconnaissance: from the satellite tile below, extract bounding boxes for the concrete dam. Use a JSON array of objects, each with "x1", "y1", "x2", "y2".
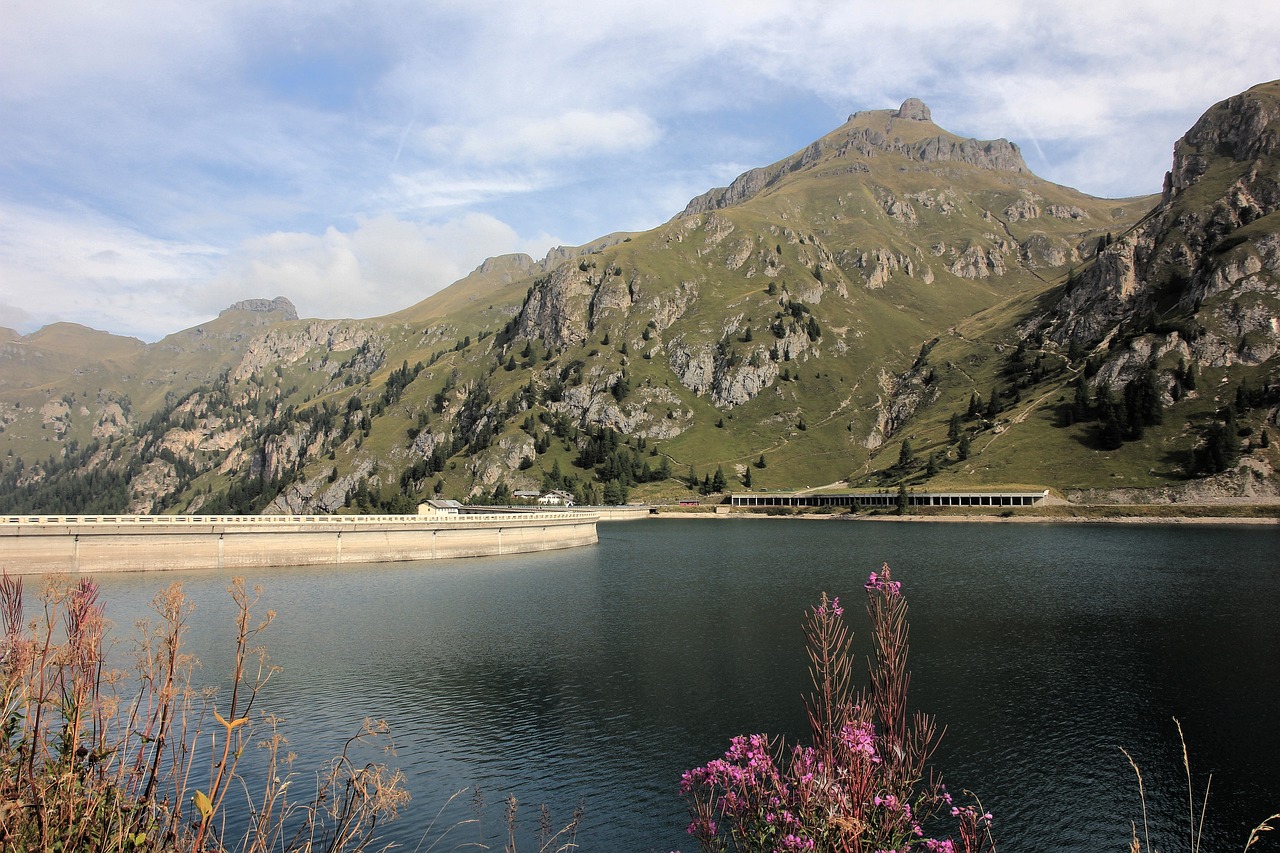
[{"x1": 0, "y1": 511, "x2": 601, "y2": 575}]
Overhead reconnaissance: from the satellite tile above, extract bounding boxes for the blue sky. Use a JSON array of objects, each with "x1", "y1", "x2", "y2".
[{"x1": 2, "y1": 1, "x2": 1278, "y2": 341}]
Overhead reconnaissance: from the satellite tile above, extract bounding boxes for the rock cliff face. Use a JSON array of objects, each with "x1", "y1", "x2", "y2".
[
  {"x1": 1037, "y1": 81, "x2": 1280, "y2": 370},
  {"x1": 230, "y1": 321, "x2": 386, "y2": 382}
]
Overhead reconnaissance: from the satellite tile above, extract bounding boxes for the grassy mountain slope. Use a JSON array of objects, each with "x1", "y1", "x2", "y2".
[{"x1": 2, "y1": 87, "x2": 1277, "y2": 514}]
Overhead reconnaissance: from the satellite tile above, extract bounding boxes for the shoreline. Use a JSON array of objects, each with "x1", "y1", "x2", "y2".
[{"x1": 649, "y1": 508, "x2": 1280, "y2": 525}]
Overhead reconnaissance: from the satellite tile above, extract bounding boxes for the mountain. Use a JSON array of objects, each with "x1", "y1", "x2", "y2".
[{"x1": 1, "y1": 85, "x2": 1277, "y2": 514}]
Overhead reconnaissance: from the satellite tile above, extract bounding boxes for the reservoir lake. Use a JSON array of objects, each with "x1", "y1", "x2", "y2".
[{"x1": 88, "y1": 518, "x2": 1280, "y2": 852}]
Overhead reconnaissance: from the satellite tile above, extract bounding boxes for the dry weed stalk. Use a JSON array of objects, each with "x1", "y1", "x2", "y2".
[
  {"x1": 1124, "y1": 718, "x2": 1277, "y2": 853},
  {"x1": 0, "y1": 570, "x2": 409, "y2": 853}
]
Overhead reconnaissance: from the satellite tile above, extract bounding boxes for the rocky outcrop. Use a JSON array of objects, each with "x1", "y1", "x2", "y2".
[
  {"x1": 516, "y1": 263, "x2": 599, "y2": 348},
  {"x1": 1018, "y1": 233, "x2": 1075, "y2": 268},
  {"x1": 947, "y1": 242, "x2": 1011, "y2": 279},
  {"x1": 1065, "y1": 463, "x2": 1280, "y2": 504},
  {"x1": 92, "y1": 402, "x2": 129, "y2": 439},
  {"x1": 863, "y1": 364, "x2": 940, "y2": 451},
  {"x1": 905, "y1": 189, "x2": 959, "y2": 215},
  {"x1": 475, "y1": 253, "x2": 539, "y2": 280},
  {"x1": 468, "y1": 434, "x2": 536, "y2": 491},
  {"x1": 1004, "y1": 197, "x2": 1041, "y2": 221},
  {"x1": 837, "y1": 128, "x2": 1027, "y2": 173},
  {"x1": 221, "y1": 296, "x2": 298, "y2": 320},
  {"x1": 39, "y1": 399, "x2": 71, "y2": 436},
  {"x1": 1165, "y1": 83, "x2": 1280, "y2": 202},
  {"x1": 127, "y1": 460, "x2": 181, "y2": 514},
  {"x1": 639, "y1": 282, "x2": 698, "y2": 336},
  {"x1": 231, "y1": 321, "x2": 386, "y2": 382},
  {"x1": 1089, "y1": 333, "x2": 1188, "y2": 399},
  {"x1": 879, "y1": 191, "x2": 918, "y2": 225},
  {"x1": 553, "y1": 383, "x2": 692, "y2": 440},
  {"x1": 846, "y1": 248, "x2": 930, "y2": 288},
  {"x1": 1038, "y1": 81, "x2": 1280, "y2": 369},
  {"x1": 895, "y1": 98, "x2": 931, "y2": 122},
  {"x1": 266, "y1": 460, "x2": 374, "y2": 514},
  {"x1": 539, "y1": 232, "x2": 634, "y2": 270},
  {"x1": 667, "y1": 336, "x2": 793, "y2": 409},
  {"x1": 681, "y1": 100, "x2": 1026, "y2": 217}
]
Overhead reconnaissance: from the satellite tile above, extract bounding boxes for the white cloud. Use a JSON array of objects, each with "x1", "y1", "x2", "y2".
[
  {"x1": 215, "y1": 213, "x2": 558, "y2": 323},
  {"x1": 0, "y1": 302, "x2": 34, "y2": 332},
  {"x1": 0, "y1": 204, "x2": 560, "y2": 340},
  {"x1": 0, "y1": 204, "x2": 225, "y2": 339}
]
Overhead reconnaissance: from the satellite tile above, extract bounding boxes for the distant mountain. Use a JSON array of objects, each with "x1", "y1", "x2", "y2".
[{"x1": 1, "y1": 85, "x2": 1276, "y2": 515}]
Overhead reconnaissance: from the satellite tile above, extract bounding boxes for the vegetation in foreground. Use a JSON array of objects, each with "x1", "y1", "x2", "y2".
[
  {"x1": 0, "y1": 572, "x2": 587, "y2": 853},
  {"x1": 678, "y1": 568, "x2": 996, "y2": 853},
  {"x1": 0, "y1": 572, "x2": 410, "y2": 852}
]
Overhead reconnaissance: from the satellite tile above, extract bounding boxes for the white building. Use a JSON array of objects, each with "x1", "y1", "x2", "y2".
[{"x1": 417, "y1": 499, "x2": 463, "y2": 515}]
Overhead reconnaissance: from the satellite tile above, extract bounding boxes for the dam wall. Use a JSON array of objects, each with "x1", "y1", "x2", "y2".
[
  {"x1": 580, "y1": 506, "x2": 652, "y2": 521},
  {"x1": 0, "y1": 512, "x2": 599, "y2": 575}
]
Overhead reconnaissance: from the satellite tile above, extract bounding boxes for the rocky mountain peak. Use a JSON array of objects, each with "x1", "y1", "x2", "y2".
[
  {"x1": 681, "y1": 100, "x2": 1027, "y2": 217},
  {"x1": 895, "y1": 98, "x2": 932, "y2": 121},
  {"x1": 1165, "y1": 80, "x2": 1280, "y2": 201},
  {"x1": 221, "y1": 296, "x2": 298, "y2": 320},
  {"x1": 475, "y1": 253, "x2": 538, "y2": 280}
]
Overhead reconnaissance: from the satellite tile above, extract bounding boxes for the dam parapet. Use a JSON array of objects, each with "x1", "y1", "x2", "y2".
[{"x1": 0, "y1": 511, "x2": 599, "y2": 574}]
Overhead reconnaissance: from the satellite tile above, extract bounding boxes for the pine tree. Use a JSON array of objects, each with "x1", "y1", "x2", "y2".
[
  {"x1": 985, "y1": 386, "x2": 1001, "y2": 419},
  {"x1": 898, "y1": 438, "x2": 915, "y2": 468},
  {"x1": 743, "y1": 467, "x2": 753, "y2": 488},
  {"x1": 958, "y1": 432, "x2": 971, "y2": 461},
  {"x1": 712, "y1": 466, "x2": 726, "y2": 493},
  {"x1": 948, "y1": 413, "x2": 962, "y2": 444},
  {"x1": 1072, "y1": 381, "x2": 1091, "y2": 422}
]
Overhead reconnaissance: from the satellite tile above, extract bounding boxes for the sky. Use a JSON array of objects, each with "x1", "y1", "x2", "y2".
[{"x1": 2, "y1": 2, "x2": 1279, "y2": 342}]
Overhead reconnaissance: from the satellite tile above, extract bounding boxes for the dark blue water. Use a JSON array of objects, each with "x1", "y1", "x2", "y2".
[{"x1": 89, "y1": 519, "x2": 1280, "y2": 851}]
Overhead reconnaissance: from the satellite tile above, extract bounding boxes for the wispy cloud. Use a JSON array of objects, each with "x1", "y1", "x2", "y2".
[{"x1": 420, "y1": 109, "x2": 662, "y2": 166}]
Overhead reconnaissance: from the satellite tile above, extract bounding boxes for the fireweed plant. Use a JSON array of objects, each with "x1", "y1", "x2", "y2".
[{"x1": 679, "y1": 565, "x2": 996, "y2": 853}]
